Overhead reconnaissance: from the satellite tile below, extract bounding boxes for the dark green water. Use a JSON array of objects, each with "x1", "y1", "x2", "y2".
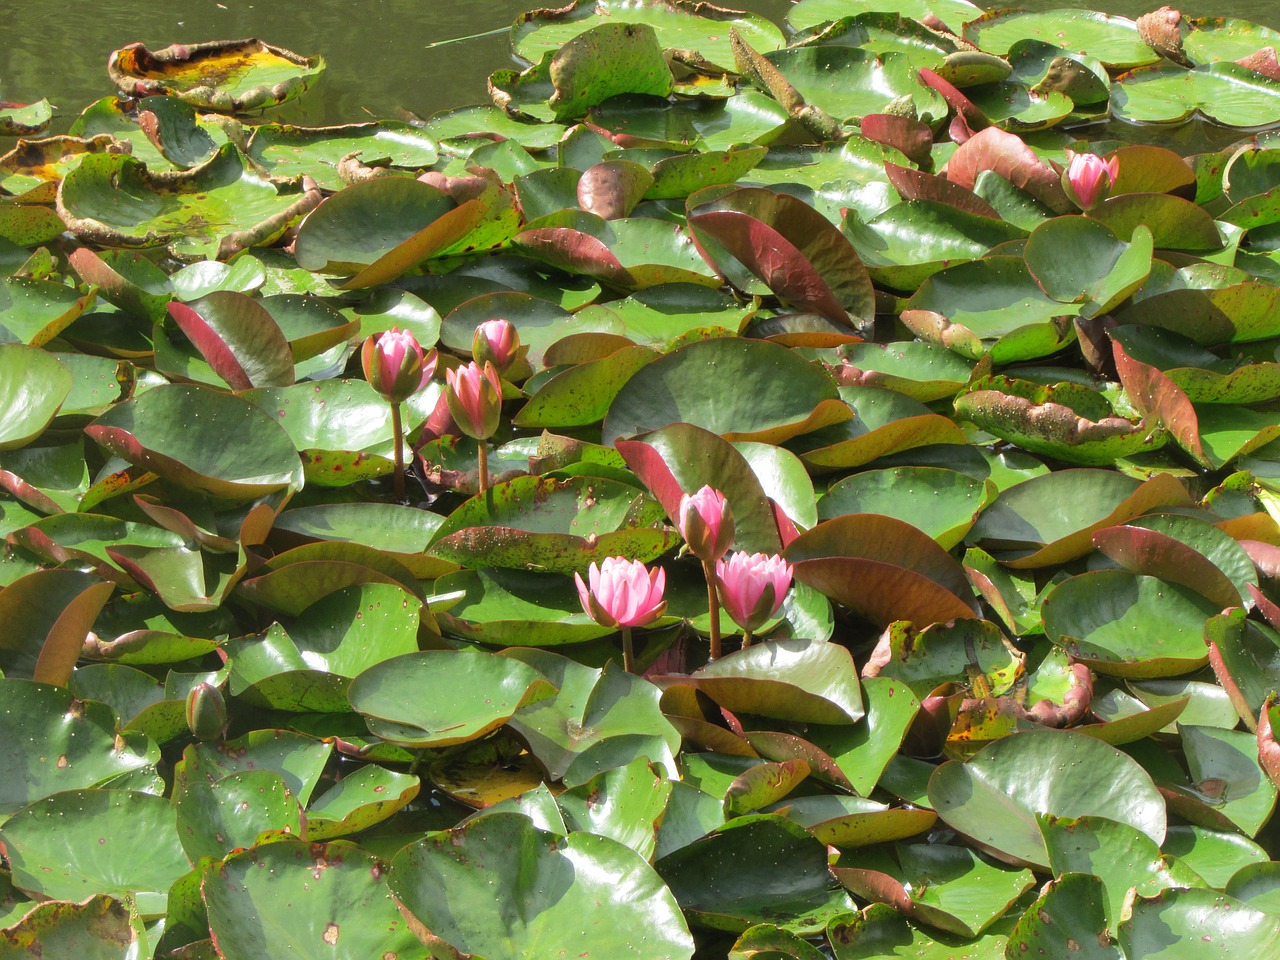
[{"x1": 5, "y1": 0, "x2": 1280, "y2": 133}]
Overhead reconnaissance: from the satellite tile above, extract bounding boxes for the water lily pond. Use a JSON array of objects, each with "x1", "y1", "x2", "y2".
[{"x1": 12, "y1": 0, "x2": 1280, "y2": 957}]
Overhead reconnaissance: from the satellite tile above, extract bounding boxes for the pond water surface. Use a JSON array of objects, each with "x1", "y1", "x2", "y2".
[{"x1": 6, "y1": 0, "x2": 1280, "y2": 135}]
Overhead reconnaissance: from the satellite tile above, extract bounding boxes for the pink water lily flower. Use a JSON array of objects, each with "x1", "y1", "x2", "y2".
[
  {"x1": 1065, "y1": 151, "x2": 1119, "y2": 210},
  {"x1": 575, "y1": 556, "x2": 667, "y2": 629},
  {"x1": 361, "y1": 328, "x2": 434, "y2": 405},
  {"x1": 678, "y1": 485, "x2": 735, "y2": 563},
  {"x1": 473, "y1": 318, "x2": 520, "y2": 374},
  {"x1": 444, "y1": 360, "x2": 502, "y2": 441},
  {"x1": 715, "y1": 551, "x2": 793, "y2": 635}
]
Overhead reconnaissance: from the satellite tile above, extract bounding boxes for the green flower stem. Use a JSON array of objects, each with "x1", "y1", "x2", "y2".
[
  {"x1": 703, "y1": 559, "x2": 722, "y2": 661},
  {"x1": 477, "y1": 441, "x2": 490, "y2": 495},
  {"x1": 621, "y1": 625, "x2": 635, "y2": 674},
  {"x1": 391, "y1": 401, "x2": 405, "y2": 501},
  {"x1": 742, "y1": 628, "x2": 754, "y2": 649}
]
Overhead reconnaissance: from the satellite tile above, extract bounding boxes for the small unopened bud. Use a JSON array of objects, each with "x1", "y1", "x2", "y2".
[{"x1": 185, "y1": 682, "x2": 227, "y2": 742}]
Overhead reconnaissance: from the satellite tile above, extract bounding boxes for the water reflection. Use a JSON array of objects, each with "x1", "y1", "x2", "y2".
[{"x1": 3, "y1": 0, "x2": 1279, "y2": 140}]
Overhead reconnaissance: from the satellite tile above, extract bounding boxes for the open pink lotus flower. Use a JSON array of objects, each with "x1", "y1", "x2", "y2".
[
  {"x1": 1064, "y1": 151, "x2": 1119, "y2": 210},
  {"x1": 575, "y1": 556, "x2": 667, "y2": 629},
  {"x1": 444, "y1": 360, "x2": 502, "y2": 440},
  {"x1": 361, "y1": 327, "x2": 434, "y2": 405},
  {"x1": 678, "y1": 485, "x2": 735, "y2": 563},
  {"x1": 715, "y1": 551, "x2": 792, "y2": 634},
  {"x1": 473, "y1": 318, "x2": 520, "y2": 374}
]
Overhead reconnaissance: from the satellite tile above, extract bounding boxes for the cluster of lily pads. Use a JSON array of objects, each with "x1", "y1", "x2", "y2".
[{"x1": 15, "y1": 0, "x2": 1280, "y2": 956}]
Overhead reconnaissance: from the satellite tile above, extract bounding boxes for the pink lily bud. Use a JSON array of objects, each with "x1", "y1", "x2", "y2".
[
  {"x1": 444, "y1": 360, "x2": 503, "y2": 441},
  {"x1": 361, "y1": 328, "x2": 434, "y2": 405},
  {"x1": 715, "y1": 551, "x2": 793, "y2": 634},
  {"x1": 1064, "y1": 151, "x2": 1119, "y2": 210},
  {"x1": 473, "y1": 318, "x2": 520, "y2": 374},
  {"x1": 574, "y1": 556, "x2": 667, "y2": 629},
  {"x1": 678, "y1": 485, "x2": 735, "y2": 563}
]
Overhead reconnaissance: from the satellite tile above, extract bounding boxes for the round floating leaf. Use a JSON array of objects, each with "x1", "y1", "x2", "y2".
[
  {"x1": 292, "y1": 176, "x2": 480, "y2": 285},
  {"x1": 928, "y1": 729, "x2": 1166, "y2": 869},
  {"x1": 0, "y1": 278, "x2": 97, "y2": 346},
  {"x1": 434, "y1": 568, "x2": 614, "y2": 647},
  {"x1": 393, "y1": 813, "x2": 694, "y2": 958},
  {"x1": 107, "y1": 39, "x2": 324, "y2": 111},
  {"x1": 656, "y1": 814, "x2": 855, "y2": 934},
  {"x1": 1005, "y1": 873, "x2": 1119, "y2": 960},
  {"x1": 504, "y1": 648, "x2": 681, "y2": 786},
  {"x1": 1118, "y1": 888, "x2": 1280, "y2": 958},
  {"x1": 548, "y1": 23, "x2": 673, "y2": 121},
  {"x1": 820, "y1": 466, "x2": 995, "y2": 549},
  {"x1": 246, "y1": 121, "x2": 439, "y2": 191},
  {"x1": 788, "y1": 0, "x2": 981, "y2": 32},
  {"x1": 273, "y1": 502, "x2": 450, "y2": 579},
  {"x1": 167, "y1": 293, "x2": 293, "y2": 390},
  {"x1": 1114, "y1": 62, "x2": 1280, "y2": 127},
  {"x1": 204, "y1": 840, "x2": 423, "y2": 960},
  {"x1": 1164, "y1": 824, "x2": 1268, "y2": 889},
  {"x1": 349, "y1": 649, "x2": 554, "y2": 748},
  {"x1": 773, "y1": 795, "x2": 937, "y2": 848},
  {"x1": 964, "y1": 9, "x2": 1159, "y2": 69},
  {"x1": 0, "y1": 679, "x2": 159, "y2": 821},
  {"x1": 1040, "y1": 814, "x2": 1205, "y2": 924},
  {"x1": 175, "y1": 729, "x2": 331, "y2": 806},
  {"x1": 428, "y1": 474, "x2": 677, "y2": 574},
  {"x1": 86, "y1": 383, "x2": 303, "y2": 498},
  {"x1": 556, "y1": 758, "x2": 671, "y2": 860},
  {"x1": 0, "y1": 345, "x2": 71, "y2": 451},
  {"x1": 58, "y1": 147, "x2": 320, "y2": 259},
  {"x1": 661, "y1": 637, "x2": 864, "y2": 725},
  {"x1": 0, "y1": 789, "x2": 188, "y2": 910},
  {"x1": 1042, "y1": 571, "x2": 1218, "y2": 678},
  {"x1": 513, "y1": 0, "x2": 784, "y2": 73},
  {"x1": 863, "y1": 619, "x2": 1021, "y2": 701},
  {"x1": 1025, "y1": 217, "x2": 1152, "y2": 315},
  {"x1": 603, "y1": 336, "x2": 843, "y2": 445},
  {"x1": 0, "y1": 894, "x2": 138, "y2": 959},
  {"x1": 903, "y1": 257, "x2": 1080, "y2": 363},
  {"x1": 588, "y1": 90, "x2": 790, "y2": 153},
  {"x1": 305, "y1": 764, "x2": 421, "y2": 840},
  {"x1": 173, "y1": 769, "x2": 302, "y2": 861},
  {"x1": 968, "y1": 469, "x2": 1192, "y2": 568}
]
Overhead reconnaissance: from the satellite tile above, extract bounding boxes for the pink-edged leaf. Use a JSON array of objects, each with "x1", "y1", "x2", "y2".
[
  {"x1": 513, "y1": 226, "x2": 635, "y2": 287},
  {"x1": 744, "y1": 730, "x2": 854, "y2": 792},
  {"x1": 1203, "y1": 609, "x2": 1257, "y2": 731},
  {"x1": 0, "y1": 468, "x2": 64, "y2": 515},
  {"x1": 860, "y1": 114, "x2": 934, "y2": 168},
  {"x1": 920, "y1": 67, "x2": 988, "y2": 142},
  {"x1": 1249, "y1": 582, "x2": 1280, "y2": 631},
  {"x1": 688, "y1": 187, "x2": 874, "y2": 328},
  {"x1": 1112, "y1": 338, "x2": 1205, "y2": 464},
  {"x1": 883, "y1": 162, "x2": 1001, "y2": 219},
  {"x1": 944, "y1": 125, "x2": 1071, "y2": 213},
  {"x1": 167, "y1": 292, "x2": 293, "y2": 391},
  {"x1": 1020, "y1": 659, "x2": 1093, "y2": 728},
  {"x1": 577, "y1": 160, "x2": 653, "y2": 220},
  {"x1": 690, "y1": 210, "x2": 849, "y2": 324},
  {"x1": 1093, "y1": 524, "x2": 1241, "y2": 609}
]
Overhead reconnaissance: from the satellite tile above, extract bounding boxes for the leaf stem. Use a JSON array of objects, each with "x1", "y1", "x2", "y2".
[
  {"x1": 391, "y1": 401, "x2": 405, "y2": 501},
  {"x1": 621, "y1": 625, "x2": 636, "y2": 674},
  {"x1": 703, "y1": 559, "x2": 722, "y2": 661},
  {"x1": 742, "y1": 628, "x2": 754, "y2": 649}
]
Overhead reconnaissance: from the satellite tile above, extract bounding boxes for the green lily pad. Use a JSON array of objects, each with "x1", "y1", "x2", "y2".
[
  {"x1": 603, "y1": 336, "x2": 844, "y2": 445},
  {"x1": 820, "y1": 466, "x2": 995, "y2": 549},
  {"x1": 827, "y1": 902, "x2": 1012, "y2": 960},
  {"x1": 657, "y1": 814, "x2": 856, "y2": 935},
  {"x1": 393, "y1": 813, "x2": 694, "y2": 958},
  {"x1": 0, "y1": 894, "x2": 139, "y2": 959},
  {"x1": 504, "y1": 648, "x2": 681, "y2": 786},
  {"x1": 0, "y1": 345, "x2": 70, "y2": 450},
  {"x1": 788, "y1": 0, "x2": 981, "y2": 33},
  {"x1": 86, "y1": 383, "x2": 302, "y2": 499},
  {"x1": 175, "y1": 729, "x2": 331, "y2": 806},
  {"x1": 0, "y1": 789, "x2": 188, "y2": 913},
  {"x1": 305, "y1": 764, "x2": 421, "y2": 840},
  {"x1": 246, "y1": 121, "x2": 438, "y2": 191},
  {"x1": 0, "y1": 679, "x2": 159, "y2": 822},
  {"x1": 1004, "y1": 872, "x2": 1119, "y2": 960},
  {"x1": 964, "y1": 9, "x2": 1160, "y2": 69},
  {"x1": 512, "y1": 0, "x2": 785, "y2": 73},
  {"x1": 428, "y1": 474, "x2": 677, "y2": 574},
  {"x1": 928, "y1": 729, "x2": 1166, "y2": 869},
  {"x1": 1114, "y1": 62, "x2": 1280, "y2": 127},
  {"x1": 107, "y1": 39, "x2": 324, "y2": 112},
  {"x1": 0, "y1": 99, "x2": 52, "y2": 137},
  {"x1": 902, "y1": 257, "x2": 1080, "y2": 363},
  {"x1": 204, "y1": 840, "x2": 424, "y2": 960},
  {"x1": 762, "y1": 47, "x2": 946, "y2": 126},
  {"x1": 173, "y1": 769, "x2": 303, "y2": 861},
  {"x1": 1118, "y1": 888, "x2": 1280, "y2": 958},
  {"x1": 435, "y1": 567, "x2": 614, "y2": 647},
  {"x1": 833, "y1": 341, "x2": 976, "y2": 402},
  {"x1": 349, "y1": 649, "x2": 554, "y2": 748},
  {"x1": 58, "y1": 146, "x2": 320, "y2": 259},
  {"x1": 0, "y1": 279, "x2": 97, "y2": 346}
]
